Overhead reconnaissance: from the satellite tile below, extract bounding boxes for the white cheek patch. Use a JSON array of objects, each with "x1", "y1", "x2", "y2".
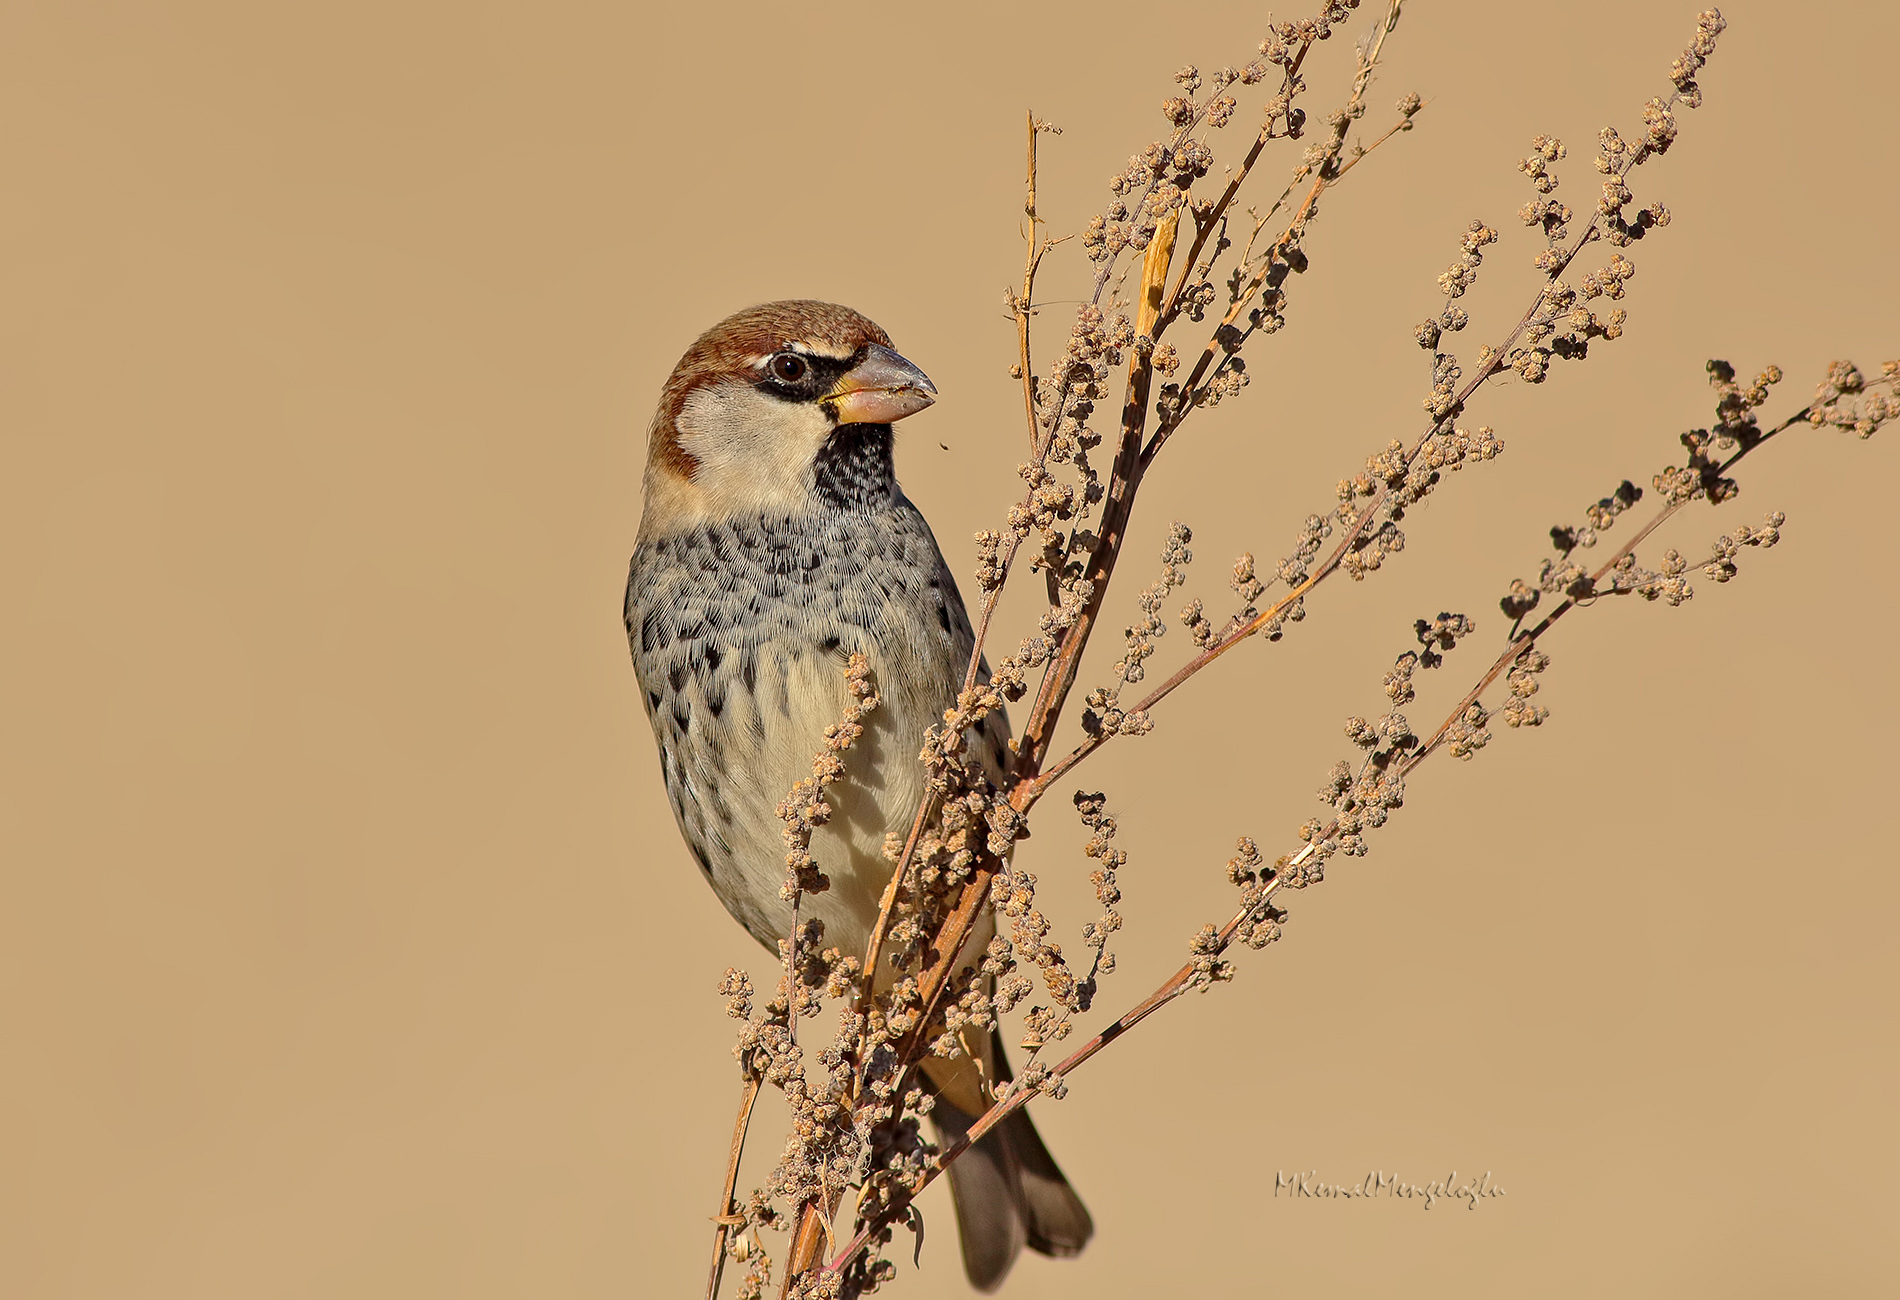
[{"x1": 676, "y1": 383, "x2": 833, "y2": 518}]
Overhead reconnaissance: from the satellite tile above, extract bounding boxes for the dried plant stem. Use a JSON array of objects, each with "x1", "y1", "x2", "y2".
[
  {"x1": 1331, "y1": 112, "x2": 1419, "y2": 183},
  {"x1": 1014, "y1": 12, "x2": 1407, "y2": 777},
  {"x1": 843, "y1": 8, "x2": 1418, "y2": 1249},
  {"x1": 707, "y1": 11, "x2": 1810, "y2": 1296},
  {"x1": 1159, "y1": 45, "x2": 1317, "y2": 329},
  {"x1": 1150, "y1": 0, "x2": 1405, "y2": 457},
  {"x1": 784, "y1": 899, "x2": 801, "y2": 1051},
  {"x1": 1016, "y1": 204, "x2": 1180, "y2": 768},
  {"x1": 780, "y1": 1204, "x2": 833, "y2": 1300},
  {"x1": 706, "y1": 1075, "x2": 760, "y2": 1300},
  {"x1": 1016, "y1": 111, "x2": 1047, "y2": 453},
  {"x1": 945, "y1": 36, "x2": 1309, "y2": 702},
  {"x1": 1410, "y1": 409, "x2": 1804, "y2": 765},
  {"x1": 1037, "y1": 3, "x2": 1403, "y2": 794},
  {"x1": 824, "y1": 401, "x2": 1811, "y2": 1283},
  {"x1": 856, "y1": 102, "x2": 1145, "y2": 1019},
  {"x1": 1157, "y1": 3, "x2": 1402, "y2": 336},
  {"x1": 834, "y1": 198, "x2": 1193, "y2": 1227},
  {"x1": 1018, "y1": 576, "x2": 1313, "y2": 806},
  {"x1": 1025, "y1": 82, "x2": 1698, "y2": 805},
  {"x1": 820, "y1": 824, "x2": 1317, "y2": 1279},
  {"x1": 853, "y1": 102, "x2": 1070, "y2": 1015},
  {"x1": 1155, "y1": 178, "x2": 1322, "y2": 448},
  {"x1": 856, "y1": 827, "x2": 925, "y2": 1014}
]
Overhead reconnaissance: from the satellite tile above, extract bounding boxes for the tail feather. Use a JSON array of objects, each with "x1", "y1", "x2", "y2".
[
  {"x1": 1000, "y1": 1106, "x2": 1092, "y2": 1259},
  {"x1": 937, "y1": 1103, "x2": 1028, "y2": 1292},
  {"x1": 932, "y1": 1031, "x2": 1092, "y2": 1291}
]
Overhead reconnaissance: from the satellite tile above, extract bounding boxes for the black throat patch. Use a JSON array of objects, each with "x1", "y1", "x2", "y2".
[{"x1": 812, "y1": 423, "x2": 896, "y2": 511}]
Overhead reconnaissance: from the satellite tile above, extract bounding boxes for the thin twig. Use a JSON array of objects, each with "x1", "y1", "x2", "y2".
[
  {"x1": 1148, "y1": 0, "x2": 1407, "y2": 462},
  {"x1": 1408, "y1": 410, "x2": 1807, "y2": 768},
  {"x1": 1156, "y1": 43, "x2": 1317, "y2": 333},
  {"x1": 706, "y1": 1075, "x2": 760, "y2": 1300},
  {"x1": 1017, "y1": 111, "x2": 1046, "y2": 454}
]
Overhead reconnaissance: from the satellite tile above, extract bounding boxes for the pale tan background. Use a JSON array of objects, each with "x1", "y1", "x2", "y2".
[{"x1": 4, "y1": 1, "x2": 1896, "y2": 1296}]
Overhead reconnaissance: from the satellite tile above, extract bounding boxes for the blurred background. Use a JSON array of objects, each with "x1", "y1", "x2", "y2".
[{"x1": 3, "y1": 1, "x2": 1896, "y2": 1295}]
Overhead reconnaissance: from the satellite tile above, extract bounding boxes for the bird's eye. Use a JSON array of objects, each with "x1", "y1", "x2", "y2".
[{"x1": 769, "y1": 353, "x2": 807, "y2": 384}]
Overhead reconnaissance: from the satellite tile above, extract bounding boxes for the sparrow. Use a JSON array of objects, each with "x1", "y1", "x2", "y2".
[{"x1": 625, "y1": 300, "x2": 1091, "y2": 1290}]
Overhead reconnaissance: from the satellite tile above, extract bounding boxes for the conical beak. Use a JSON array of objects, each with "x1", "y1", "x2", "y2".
[{"x1": 823, "y1": 344, "x2": 937, "y2": 426}]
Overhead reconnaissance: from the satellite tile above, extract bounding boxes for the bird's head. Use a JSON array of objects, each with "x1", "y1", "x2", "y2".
[{"x1": 639, "y1": 300, "x2": 937, "y2": 532}]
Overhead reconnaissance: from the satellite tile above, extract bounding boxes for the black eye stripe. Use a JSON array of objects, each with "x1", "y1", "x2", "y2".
[{"x1": 755, "y1": 347, "x2": 865, "y2": 402}]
